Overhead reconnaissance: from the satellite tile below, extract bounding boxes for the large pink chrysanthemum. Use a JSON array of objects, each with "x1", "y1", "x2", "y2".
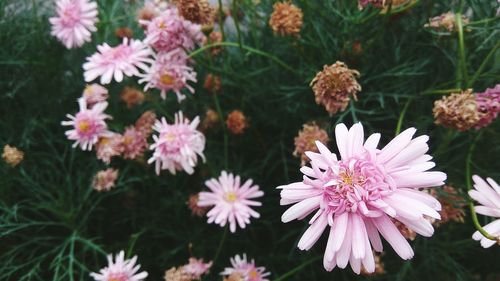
[
  {"x1": 49, "y1": 0, "x2": 98, "y2": 49},
  {"x1": 277, "y1": 123, "x2": 446, "y2": 274},
  {"x1": 61, "y1": 99, "x2": 111, "y2": 151},
  {"x1": 148, "y1": 111, "x2": 206, "y2": 175},
  {"x1": 83, "y1": 38, "x2": 153, "y2": 84},
  {"x1": 142, "y1": 7, "x2": 204, "y2": 52},
  {"x1": 220, "y1": 254, "x2": 270, "y2": 281},
  {"x1": 90, "y1": 250, "x2": 148, "y2": 281},
  {"x1": 469, "y1": 175, "x2": 500, "y2": 248},
  {"x1": 198, "y1": 171, "x2": 263, "y2": 233},
  {"x1": 139, "y1": 49, "x2": 196, "y2": 102}
]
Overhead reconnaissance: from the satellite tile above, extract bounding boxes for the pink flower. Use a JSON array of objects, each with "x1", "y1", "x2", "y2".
[
  {"x1": 469, "y1": 175, "x2": 500, "y2": 248},
  {"x1": 148, "y1": 111, "x2": 206, "y2": 175},
  {"x1": 220, "y1": 254, "x2": 270, "y2": 281},
  {"x1": 183, "y1": 257, "x2": 212, "y2": 279},
  {"x1": 83, "y1": 38, "x2": 154, "y2": 84},
  {"x1": 122, "y1": 126, "x2": 148, "y2": 160},
  {"x1": 82, "y1": 84, "x2": 109, "y2": 107},
  {"x1": 142, "y1": 7, "x2": 204, "y2": 52},
  {"x1": 90, "y1": 250, "x2": 148, "y2": 281},
  {"x1": 198, "y1": 171, "x2": 263, "y2": 233},
  {"x1": 139, "y1": 49, "x2": 196, "y2": 102},
  {"x1": 92, "y1": 168, "x2": 119, "y2": 192},
  {"x1": 61, "y1": 99, "x2": 111, "y2": 150},
  {"x1": 475, "y1": 84, "x2": 500, "y2": 129},
  {"x1": 277, "y1": 123, "x2": 446, "y2": 274},
  {"x1": 96, "y1": 133, "x2": 124, "y2": 163},
  {"x1": 49, "y1": 0, "x2": 98, "y2": 49}
]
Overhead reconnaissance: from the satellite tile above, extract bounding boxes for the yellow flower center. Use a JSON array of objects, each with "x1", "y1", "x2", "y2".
[
  {"x1": 248, "y1": 270, "x2": 258, "y2": 279},
  {"x1": 160, "y1": 74, "x2": 175, "y2": 85},
  {"x1": 340, "y1": 172, "x2": 353, "y2": 186},
  {"x1": 164, "y1": 133, "x2": 176, "y2": 141},
  {"x1": 77, "y1": 121, "x2": 90, "y2": 133},
  {"x1": 158, "y1": 21, "x2": 166, "y2": 29},
  {"x1": 123, "y1": 136, "x2": 133, "y2": 145},
  {"x1": 224, "y1": 192, "x2": 238, "y2": 202}
]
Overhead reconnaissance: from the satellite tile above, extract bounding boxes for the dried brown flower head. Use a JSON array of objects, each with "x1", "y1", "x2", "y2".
[
  {"x1": 200, "y1": 109, "x2": 220, "y2": 132},
  {"x1": 115, "y1": 27, "x2": 134, "y2": 39},
  {"x1": 425, "y1": 12, "x2": 470, "y2": 33},
  {"x1": 205, "y1": 31, "x2": 223, "y2": 56},
  {"x1": 310, "y1": 61, "x2": 361, "y2": 115},
  {"x1": 433, "y1": 89, "x2": 483, "y2": 131},
  {"x1": 293, "y1": 122, "x2": 329, "y2": 166},
  {"x1": 430, "y1": 185, "x2": 466, "y2": 226},
  {"x1": 121, "y1": 86, "x2": 145, "y2": 108},
  {"x1": 226, "y1": 110, "x2": 247, "y2": 135},
  {"x1": 203, "y1": 74, "x2": 221, "y2": 93},
  {"x1": 2, "y1": 145, "x2": 24, "y2": 167},
  {"x1": 269, "y1": 1, "x2": 303, "y2": 37},
  {"x1": 187, "y1": 193, "x2": 209, "y2": 217},
  {"x1": 175, "y1": 0, "x2": 215, "y2": 25},
  {"x1": 135, "y1": 110, "x2": 157, "y2": 138},
  {"x1": 164, "y1": 266, "x2": 192, "y2": 281}
]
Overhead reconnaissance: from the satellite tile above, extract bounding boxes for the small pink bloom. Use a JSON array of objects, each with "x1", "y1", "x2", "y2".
[
  {"x1": 83, "y1": 38, "x2": 154, "y2": 84},
  {"x1": 122, "y1": 126, "x2": 148, "y2": 160},
  {"x1": 90, "y1": 250, "x2": 148, "y2": 281},
  {"x1": 96, "y1": 133, "x2": 124, "y2": 164},
  {"x1": 469, "y1": 175, "x2": 500, "y2": 248},
  {"x1": 475, "y1": 84, "x2": 500, "y2": 129},
  {"x1": 139, "y1": 49, "x2": 197, "y2": 102},
  {"x1": 220, "y1": 254, "x2": 270, "y2": 281},
  {"x1": 183, "y1": 257, "x2": 212, "y2": 279},
  {"x1": 278, "y1": 123, "x2": 446, "y2": 274},
  {"x1": 148, "y1": 111, "x2": 206, "y2": 175},
  {"x1": 82, "y1": 84, "x2": 109, "y2": 107},
  {"x1": 198, "y1": 171, "x2": 263, "y2": 233},
  {"x1": 49, "y1": 0, "x2": 98, "y2": 49},
  {"x1": 92, "y1": 168, "x2": 119, "y2": 192},
  {"x1": 61, "y1": 99, "x2": 111, "y2": 151},
  {"x1": 142, "y1": 7, "x2": 204, "y2": 52}
]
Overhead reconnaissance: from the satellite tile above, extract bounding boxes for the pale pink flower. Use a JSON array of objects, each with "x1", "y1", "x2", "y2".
[
  {"x1": 82, "y1": 84, "x2": 109, "y2": 107},
  {"x1": 139, "y1": 49, "x2": 197, "y2": 102},
  {"x1": 475, "y1": 84, "x2": 500, "y2": 129},
  {"x1": 148, "y1": 111, "x2": 206, "y2": 175},
  {"x1": 122, "y1": 126, "x2": 148, "y2": 160},
  {"x1": 277, "y1": 123, "x2": 446, "y2": 274},
  {"x1": 49, "y1": 0, "x2": 98, "y2": 49},
  {"x1": 183, "y1": 257, "x2": 212, "y2": 279},
  {"x1": 220, "y1": 254, "x2": 270, "y2": 281},
  {"x1": 92, "y1": 168, "x2": 119, "y2": 192},
  {"x1": 469, "y1": 175, "x2": 500, "y2": 248},
  {"x1": 198, "y1": 171, "x2": 263, "y2": 233},
  {"x1": 61, "y1": 99, "x2": 111, "y2": 151},
  {"x1": 90, "y1": 250, "x2": 148, "y2": 281},
  {"x1": 142, "y1": 7, "x2": 204, "y2": 52},
  {"x1": 96, "y1": 133, "x2": 124, "y2": 163},
  {"x1": 83, "y1": 38, "x2": 154, "y2": 84}
]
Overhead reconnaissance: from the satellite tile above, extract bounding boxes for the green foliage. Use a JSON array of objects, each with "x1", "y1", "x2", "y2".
[{"x1": 1, "y1": 0, "x2": 499, "y2": 280}]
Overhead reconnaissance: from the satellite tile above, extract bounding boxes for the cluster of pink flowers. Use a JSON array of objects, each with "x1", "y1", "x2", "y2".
[
  {"x1": 278, "y1": 123, "x2": 446, "y2": 274},
  {"x1": 148, "y1": 111, "x2": 206, "y2": 175},
  {"x1": 50, "y1": 0, "x2": 98, "y2": 49},
  {"x1": 475, "y1": 84, "x2": 500, "y2": 129},
  {"x1": 221, "y1": 254, "x2": 270, "y2": 281}
]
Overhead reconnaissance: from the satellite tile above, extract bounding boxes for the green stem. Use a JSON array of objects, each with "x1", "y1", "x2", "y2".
[
  {"x1": 232, "y1": 0, "x2": 243, "y2": 50},
  {"x1": 272, "y1": 256, "x2": 321, "y2": 281},
  {"x1": 382, "y1": 0, "x2": 420, "y2": 15},
  {"x1": 465, "y1": 133, "x2": 499, "y2": 242},
  {"x1": 212, "y1": 93, "x2": 228, "y2": 170},
  {"x1": 212, "y1": 226, "x2": 228, "y2": 266},
  {"x1": 189, "y1": 42, "x2": 296, "y2": 73},
  {"x1": 217, "y1": 0, "x2": 226, "y2": 41},
  {"x1": 395, "y1": 98, "x2": 412, "y2": 135},
  {"x1": 466, "y1": 17, "x2": 500, "y2": 26},
  {"x1": 455, "y1": 12, "x2": 468, "y2": 87},
  {"x1": 421, "y1": 88, "x2": 462, "y2": 95},
  {"x1": 468, "y1": 41, "x2": 500, "y2": 88}
]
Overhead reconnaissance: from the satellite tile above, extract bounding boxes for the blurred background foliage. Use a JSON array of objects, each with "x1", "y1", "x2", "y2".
[{"x1": 0, "y1": 0, "x2": 499, "y2": 280}]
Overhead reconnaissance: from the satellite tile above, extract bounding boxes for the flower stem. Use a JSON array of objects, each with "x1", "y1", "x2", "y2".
[
  {"x1": 272, "y1": 256, "x2": 321, "y2": 281},
  {"x1": 189, "y1": 42, "x2": 296, "y2": 73},
  {"x1": 465, "y1": 133, "x2": 499, "y2": 241},
  {"x1": 212, "y1": 93, "x2": 228, "y2": 170},
  {"x1": 455, "y1": 12, "x2": 468, "y2": 88},
  {"x1": 395, "y1": 98, "x2": 412, "y2": 135},
  {"x1": 468, "y1": 41, "x2": 500, "y2": 88},
  {"x1": 212, "y1": 226, "x2": 228, "y2": 266},
  {"x1": 232, "y1": 0, "x2": 243, "y2": 51},
  {"x1": 421, "y1": 88, "x2": 462, "y2": 95},
  {"x1": 217, "y1": 0, "x2": 226, "y2": 41}
]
